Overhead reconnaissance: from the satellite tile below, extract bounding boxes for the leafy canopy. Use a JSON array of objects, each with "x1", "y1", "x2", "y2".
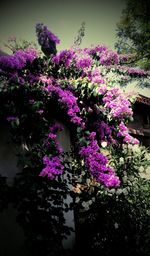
[{"x1": 115, "y1": 0, "x2": 150, "y2": 70}]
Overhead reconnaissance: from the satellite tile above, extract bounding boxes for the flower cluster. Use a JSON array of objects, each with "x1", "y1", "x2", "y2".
[
  {"x1": 0, "y1": 48, "x2": 37, "y2": 70},
  {"x1": 0, "y1": 23, "x2": 148, "y2": 190},
  {"x1": 80, "y1": 132, "x2": 120, "y2": 187},
  {"x1": 39, "y1": 156, "x2": 64, "y2": 179},
  {"x1": 103, "y1": 87, "x2": 133, "y2": 119},
  {"x1": 100, "y1": 49, "x2": 119, "y2": 66},
  {"x1": 44, "y1": 123, "x2": 64, "y2": 154},
  {"x1": 36, "y1": 23, "x2": 60, "y2": 46},
  {"x1": 128, "y1": 67, "x2": 147, "y2": 76},
  {"x1": 86, "y1": 45, "x2": 108, "y2": 56},
  {"x1": 36, "y1": 23, "x2": 60, "y2": 55},
  {"x1": 96, "y1": 121, "x2": 115, "y2": 144},
  {"x1": 118, "y1": 122, "x2": 139, "y2": 145},
  {"x1": 39, "y1": 123, "x2": 65, "y2": 179},
  {"x1": 75, "y1": 54, "x2": 93, "y2": 69},
  {"x1": 86, "y1": 68, "x2": 105, "y2": 84},
  {"x1": 41, "y1": 80, "x2": 83, "y2": 125},
  {"x1": 52, "y1": 49, "x2": 75, "y2": 67},
  {"x1": 111, "y1": 65, "x2": 149, "y2": 78}
]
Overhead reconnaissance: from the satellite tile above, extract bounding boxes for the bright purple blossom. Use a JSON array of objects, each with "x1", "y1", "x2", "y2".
[
  {"x1": 75, "y1": 55, "x2": 92, "y2": 69},
  {"x1": 0, "y1": 48, "x2": 37, "y2": 70},
  {"x1": 36, "y1": 23, "x2": 60, "y2": 45},
  {"x1": 99, "y1": 170, "x2": 120, "y2": 187},
  {"x1": 110, "y1": 65, "x2": 149, "y2": 77},
  {"x1": 103, "y1": 87, "x2": 133, "y2": 119},
  {"x1": 41, "y1": 82, "x2": 83, "y2": 125},
  {"x1": 118, "y1": 122, "x2": 139, "y2": 145},
  {"x1": 98, "y1": 85, "x2": 107, "y2": 94},
  {"x1": 80, "y1": 132, "x2": 120, "y2": 187},
  {"x1": 127, "y1": 67, "x2": 147, "y2": 76},
  {"x1": 85, "y1": 45, "x2": 108, "y2": 55},
  {"x1": 39, "y1": 156, "x2": 64, "y2": 179},
  {"x1": 52, "y1": 49, "x2": 75, "y2": 67},
  {"x1": 96, "y1": 121, "x2": 115, "y2": 144},
  {"x1": 2, "y1": 24, "x2": 148, "y2": 190},
  {"x1": 45, "y1": 123, "x2": 64, "y2": 154},
  {"x1": 0, "y1": 55, "x2": 21, "y2": 70},
  {"x1": 36, "y1": 23, "x2": 60, "y2": 54},
  {"x1": 41, "y1": 124, "x2": 64, "y2": 179},
  {"x1": 86, "y1": 68, "x2": 105, "y2": 84},
  {"x1": 16, "y1": 48, "x2": 37, "y2": 63},
  {"x1": 100, "y1": 49, "x2": 119, "y2": 66}
]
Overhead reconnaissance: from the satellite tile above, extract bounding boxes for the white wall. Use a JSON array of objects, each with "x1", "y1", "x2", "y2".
[{"x1": 57, "y1": 123, "x2": 76, "y2": 249}]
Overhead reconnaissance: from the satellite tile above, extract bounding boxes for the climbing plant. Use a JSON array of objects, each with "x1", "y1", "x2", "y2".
[
  {"x1": 0, "y1": 23, "x2": 150, "y2": 255},
  {"x1": 1, "y1": 23, "x2": 149, "y2": 189}
]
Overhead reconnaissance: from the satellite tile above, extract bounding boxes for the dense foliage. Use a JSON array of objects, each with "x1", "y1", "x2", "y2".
[
  {"x1": 115, "y1": 0, "x2": 150, "y2": 70},
  {"x1": 0, "y1": 23, "x2": 150, "y2": 255},
  {"x1": 74, "y1": 144, "x2": 150, "y2": 256},
  {"x1": 0, "y1": 23, "x2": 149, "y2": 188}
]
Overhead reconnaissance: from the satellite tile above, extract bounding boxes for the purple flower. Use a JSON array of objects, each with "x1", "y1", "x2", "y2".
[
  {"x1": 45, "y1": 123, "x2": 64, "y2": 154},
  {"x1": 6, "y1": 116, "x2": 18, "y2": 122},
  {"x1": 99, "y1": 170, "x2": 120, "y2": 187},
  {"x1": 96, "y1": 121, "x2": 115, "y2": 144},
  {"x1": 100, "y1": 49, "x2": 119, "y2": 66},
  {"x1": 128, "y1": 67, "x2": 147, "y2": 76},
  {"x1": 86, "y1": 45, "x2": 108, "y2": 55},
  {"x1": 36, "y1": 109, "x2": 44, "y2": 115},
  {"x1": 80, "y1": 132, "x2": 120, "y2": 187},
  {"x1": 103, "y1": 88, "x2": 133, "y2": 119},
  {"x1": 98, "y1": 85, "x2": 107, "y2": 94},
  {"x1": 111, "y1": 65, "x2": 149, "y2": 77},
  {"x1": 36, "y1": 23, "x2": 60, "y2": 55},
  {"x1": 36, "y1": 23, "x2": 60, "y2": 45},
  {"x1": 26, "y1": 73, "x2": 39, "y2": 83},
  {"x1": 52, "y1": 49, "x2": 75, "y2": 67},
  {"x1": 42, "y1": 83, "x2": 83, "y2": 126},
  {"x1": 86, "y1": 68, "x2": 105, "y2": 84},
  {"x1": 39, "y1": 156, "x2": 64, "y2": 179},
  {"x1": 118, "y1": 122, "x2": 139, "y2": 145},
  {"x1": 15, "y1": 48, "x2": 37, "y2": 63},
  {"x1": 0, "y1": 48, "x2": 37, "y2": 70},
  {"x1": 49, "y1": 123, "x2": 64, "y2": 133},
  {"x1": 75, "y1": 55, "x2": 92, "y2": 69},
  {"x1": 0, "y1": 56, "x2": 20, "y2": 70}
]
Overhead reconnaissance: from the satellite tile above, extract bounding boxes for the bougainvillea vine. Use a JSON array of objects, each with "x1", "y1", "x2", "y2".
[{"x1": 0, "y1": 23, "x2": 149, "y2": 188}]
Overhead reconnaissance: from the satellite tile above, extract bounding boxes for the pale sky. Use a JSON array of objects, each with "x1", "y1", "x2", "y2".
[
  {"x1": 0, "y1": 0, "x2": 125, "y2": 52},
  {"x1": 0, "y1": 0, "x2": 149, "y2": 96}
]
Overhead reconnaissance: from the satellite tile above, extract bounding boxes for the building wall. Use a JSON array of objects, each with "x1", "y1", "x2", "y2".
[
  {"x1": 128, "y1": 101, "x2": 150, "y2": 147},
  {"x1": 0, "y1": 122, "x2": 75, "y2": 255}
]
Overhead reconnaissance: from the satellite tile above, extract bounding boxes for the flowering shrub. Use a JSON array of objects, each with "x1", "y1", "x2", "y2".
[
  {"x1": 0, "y1": 23, "x2": 149, "y2": 191},
  {"x1": 0, "y1": 23, "x2": 150, "y2": 255},
  {"x1": 73, "y1": 144, "x2": 150, "y2": 256},
  {"x1": 0, "y1": 48, "x2": 37, "y2": 70},
  {"x1": 36, "y1": 23, "x2": 60, "y2": 55}
]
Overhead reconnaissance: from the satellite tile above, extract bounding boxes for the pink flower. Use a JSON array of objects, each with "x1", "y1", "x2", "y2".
[{"x1": 39, "y1": 75, "x2": 53, "y2": 84}]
